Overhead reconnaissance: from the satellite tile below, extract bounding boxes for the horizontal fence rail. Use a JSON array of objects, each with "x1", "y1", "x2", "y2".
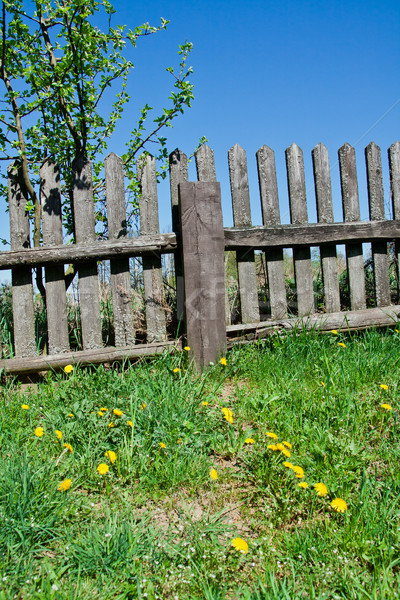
[{"x1": 1, "y1": 138, "x2": 399, "y2": 374}]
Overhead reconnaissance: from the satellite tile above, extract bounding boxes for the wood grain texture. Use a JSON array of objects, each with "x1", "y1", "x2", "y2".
[
  {"x1": 137, "y1": 154, "x2": 166, "y2": 342},
  {"x1": 286, "y1": 144, "x2": 315, "y2": 316},
  {"x1": 256, "y1": 145, "x2": 287, "y2": 319},
  {"x1": 179, "y1": 181, "x2": 226, "y2": 369},
  {"x1": 40, "y1": 159, "x2": 69, "y2": 354},
  {"x1": 72, "y1": 156, "x2": 102, "y2": 349},
  {"x1": 195, "y1": 144, "x2": 231, "y2": 325},
  {"x1": 169, "y1": 149, "x2": 188, "y2": 322},
  {"x1": 228, "y1": 144, "x2": 259, "y2": 323},
  {"x1": 2, "y1": 340, "x2": 180, "y2": 375},
  {"x1": 105, "y1": 152, "x2": 135, "y2": 347},
  {"x1": 312, "y1": 143, "x2": 340, "y2": 312},
  {"x1": 389, "y1": 142, "x2": 400, "y2": 298},
  {"x1": 338, "y1": 143, "x2": 366, "y2": 309},
  {"x1": 8, "y1": 162, "x2": 36, "y2": 357},
  {"x1": 366, "y1": 142, "x2": 390, "y2": 307}
]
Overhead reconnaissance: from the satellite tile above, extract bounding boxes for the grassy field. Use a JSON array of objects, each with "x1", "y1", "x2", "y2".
[{"x1": 0, "y1": 327, "x2": 399, "y2": 599}]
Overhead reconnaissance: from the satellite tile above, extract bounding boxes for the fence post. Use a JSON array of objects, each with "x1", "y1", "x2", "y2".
[{"x1": 179, "y1": 181, "x2": 226, "y2": 370}]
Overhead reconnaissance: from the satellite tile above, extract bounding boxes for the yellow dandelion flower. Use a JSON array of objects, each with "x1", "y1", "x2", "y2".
[
  {"x1": 127, "y1": 420, "x2": 133, "y2": 427},
  {"x1": 331, "y1": 498, "x2": 347, "y2": 513},
  {"x1": 220, "y1": 357, "x2": 227, "y2": 366},
  {"x1": 63, "y1": 443, "x2": 73, "y2": 453},
  {"x1": 266, "y1": 432, "x2": 278, "y2": 439},
  {"x1": 100, "y1": 408, "x2": 108, "y2": 412},
  {"x1": 173, "y1": 368, "x2": 180, "y2": 373},
  {"x1": 159, "y1": 442, "x2": 166, "y2": 449},
  {"x1": 244, "y1": 438, "x2": 255, "y2": 444},
  {"x1": 34, "y1": 427, "x2": 44, "y2": 438},
  {"x1": 177, "y1": 438, "x2": 183, "y2": 444},
  {"x1": 21, "y1": 404, "x2": 29, "y2": 410},
  {"x1": 314, "y1": 483, "x2": 328, "y2": 496},
  {"x1": 108, "y1": 422, "x2": 114, "y2": 428},
  {"x1": 267, "y1": 444, "x2": 278, "y2": 451},
  {"x1": 140, "y1": 403, "x2": 147, "y2": 409},
  {"x1": 210, "y1": 468, "x2": 218, "y2": 480},
  {"x1": 104, "y1": 450, "x2": 117, "y2": 464},
  {"x1": 98, "y1": 411, "x2": 104, "y2": 417},
  {"x1": 338, "y1": 342, "x2": 346, "y2": 348},
  {"x1": 55, "y1": 430, "x2": 62, "y2": 440},
  {"x1": 68, "y1": 413, "x2": 74, "y2": 417},
  {"x1": 293, "y1": 466, "x2": 305, "y2": 478},
  {"x1": 381, "y1": 403, "x2": 392, "y2": 411},
  {"x1": 395, "y1": 329, "x2": 399, "y2": 333},
  {"x1": 331, "y1": 329, "x2": 338, "y2": 335},
  {"x1": 320, "y1": 381, "x2": 325, "y2": 387},
  {"x1": 113, "y1": 409, "x2": 123, "y2": 416},
  {"x1": 282, "y1": 441, "x2": 292, "y2": 449},
  {"x1": 222, "y1": 407, "x2": 233, "y2": 424},
  {"x1": 281, "y1": 447, "x2": 291, "y2": 458},
  {"x1": 231, "y1": 537, "x2": 249, "y2": 554},
  {"x1": 97, "y1": 463, "x2": 109, "y2": 475},
  {"x1": 184, "y1": 346, "x2": 190, "y2": 351},
  {"x1": 276, "y1": 443, "x2": 285, "y2": 451},
  {"x1": 283, "y1": 461, "x2": 294, "y2": 469},
  {"x1": 298, "y1": 482, "x2": 309, "y2": 489},
  {"x1": 202, "y1": 401, "x2": 209, "y2": 406},
  {"x1": 58, "y1": 479, "x2": 72, "y2": 492},
  {"x1": 380, "y1": 384, "x2": 389, "y2": 390},
  {"x1": 64, "y1": 364, "x2": 74, "y2": 374}
]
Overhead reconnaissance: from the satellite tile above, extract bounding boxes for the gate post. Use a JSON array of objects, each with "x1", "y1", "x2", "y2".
[{"x1": 178, "y1": 181, "x2": 226, "y2": 370}]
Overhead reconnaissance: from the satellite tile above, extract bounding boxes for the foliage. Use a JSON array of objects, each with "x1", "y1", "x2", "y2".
[{"x1": 0, "y1": 0, "x2": 197, "y2": 242}]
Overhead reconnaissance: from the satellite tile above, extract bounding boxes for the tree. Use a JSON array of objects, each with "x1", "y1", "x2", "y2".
[{"x1": 0, "y1": 0, "x2": 197, "y2": 256}]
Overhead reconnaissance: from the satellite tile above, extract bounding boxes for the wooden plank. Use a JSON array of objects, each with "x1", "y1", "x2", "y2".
[
  {"x1": 256, "y1": 145, "x2": 287, "y2": 319},
  {"x1": 338, "y1": 143, "x2": 366, "y2": 309},
  {"x1": 389, "y1": 141, "x2": 400, "y2": 298},
  {"x1": 365, "y1": 142, "x2": 390, "y2": 307},
  {"x1": 179, "y1": 181, "x2": 226, "y2": 369},
  {"x1": 228, "y1": 144, "x2": 259, "y2": 323},
  {"x1": 2, "y1": 340, "x2": 180, "y2": 375},
  {"x1": 226, "y1": 305, "x2": 400, "y2": 341},
  {"x1": 195, "y1": 144, "x2": 231, "y2": 325},
  {"x1": 137, "y1": 154, "x2": 166, "y2": 342},
  {"x1": 8, "y1": 162, "x2": 36, "y2": 357},
  {"x1": 169, "y1": 149, "x2": 188, "y2": 323},
  {"x1": 286, "y1": 143, "x2": 315, "y2": 315},
  {"x1": 72, "y1": 156, "x2": 103, "y2": 349},
  {"x1": 312, "y1": 143, "x2": 340, "y2": 312},
  {"x1": 104, "y1": 152, "x2": 135, "y2": 347},
  {"x1": 40, "y1": 159, "x2": 70, "y2": 354}
]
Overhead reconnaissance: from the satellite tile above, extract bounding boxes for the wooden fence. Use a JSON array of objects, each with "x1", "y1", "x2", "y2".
[{"x1": 1, "y1": 139, "x2": 400, "y2": 375}]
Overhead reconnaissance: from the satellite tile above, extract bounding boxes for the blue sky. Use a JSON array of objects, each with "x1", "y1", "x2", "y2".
[{"x1": 0, "y1": 0, "x2": 399, "y2": 281}]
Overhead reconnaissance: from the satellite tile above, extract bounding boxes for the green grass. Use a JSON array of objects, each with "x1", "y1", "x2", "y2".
[{"x1": 1, "y1": 328, "x2": 400, "y2": 598}]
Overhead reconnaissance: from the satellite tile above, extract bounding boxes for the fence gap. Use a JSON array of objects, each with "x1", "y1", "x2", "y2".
[
  {"x1": 338, "y1": 143, "x2": 366, "y2": 310},
  {"x1": 312, "y1": 143, "x2": 340, "y2": 312},
  {"x1": 72, "y1": 156, "x2": 103, "y2": 349},
  {"x1": 228, "y1": 144, "x2": 259, "y2": 323},
  {"x1": 179, "y1": 181, "x2": 226, "y2": 369},
  {"x1": 40, "y1": 158, "x2": 70, "y2": 354},
  {"x1": 365, "y1": 142, "x2": 390, "y2": 307},
  {"x1": 286, "y1": 143, "x2": 315, "y2": 316},
  {"x1": 137, "y1": 154, "x2": 167, "y2": 342},
  {"x1": 8, "y1": 162, "x2": 36, "y2": 357},
  {"x1": 256, "y1": 145, "x2": 287, "y2": 319},
  {"x1": 105, "y1": 152, "x2": 135, "y2": 347}
]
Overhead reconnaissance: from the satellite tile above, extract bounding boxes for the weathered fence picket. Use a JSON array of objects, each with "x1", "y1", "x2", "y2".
[
  {"x1": 2, "y1": 138, "x2": 400, "y2": 375},
  {"x1": 312, "y1": 143, "x2": 341, "y2": 313},
  {"x1": 286, "y1": 143, "x2": 315, "y2": 316},
  {"x1": 256, "y1": 145, "x2": 288, "y2": 319},
  {"x1": 40, "y1": 159, "x2": 69, "y2": 354},
  {"x1": 105, "y1": 152, "x2": 135, "y2": 347},
  {"x1": 137, "y1": 154, "x2": 167, "y2": 342},
  {"x1": 228, "y1": 144, "x2": 259, "y2": 323}
]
